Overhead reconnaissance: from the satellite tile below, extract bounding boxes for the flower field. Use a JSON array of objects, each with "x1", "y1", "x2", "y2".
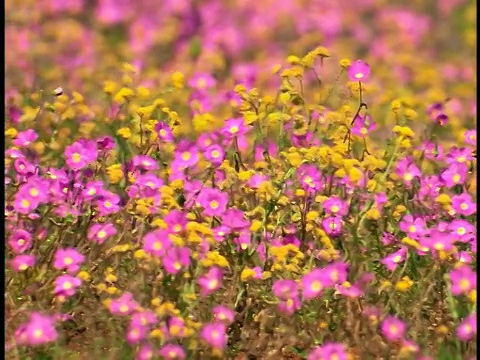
[{"x1": 5, "y1": 0, "x2": 477, "y2": 359}]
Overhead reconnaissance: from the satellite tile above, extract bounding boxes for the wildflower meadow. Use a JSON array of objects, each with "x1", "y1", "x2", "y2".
[{"x1": 5, "y1": 0, "x2": 477, "y2": 359}]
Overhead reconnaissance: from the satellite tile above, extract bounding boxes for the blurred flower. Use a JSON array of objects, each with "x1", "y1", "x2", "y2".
[
  {"x1": 381, "y1": 315, "x2": 407, "y2": 342},
  {"x1": 348, "y1": 60, "x2": 371, "y2": 82}
]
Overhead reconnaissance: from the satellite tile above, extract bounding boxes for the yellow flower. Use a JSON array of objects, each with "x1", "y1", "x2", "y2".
[
  {"x1": 113, "y1": 87, "x2": 135, "y2": 104},
  {"x1": 240, "y1": 268, "x2": 257, "y2": 281},
  {"x1": 122, "y1": 62, "x2": 138, "y2": 73},
  {"x1": 77, "y1": 271, "x2": 90, "y2": 281},
  {"x1": 136, "y1": 86, "x2": 151, "y2": 99},
  {"x1": 340, "y1": 58, "x2": 351, "y2": 68},
  {"x1": 393, "y1": 125, "x2": 415, "y2": 138},
  {"x1": 395, "y1": 277, "x2": 414, "y2": 292},
  {"x1": 103, "y1": 81, "x2": 118, "y2": 94},
  {"x1": 106, "y1": 286, "x2": 119, "y2": 295},
  {"x1": 107, "y1": 164, "x2": 124, "y2": 184},
  {"x1": 365, "y1": 208, "x2": 381, "y2": 220},
  {"x1": 390, "y1": 100, "x2": 402, "y2": 111},
  {"x1": 404, "y1": 108, "x2": 418, "y2": 120},
  {"x1": 5, "y1": 128, "x2": 18, "y2": 138},
  {"x1": 105, "y1": 274, "x2": 118, "y2": 283},
  {"x1": 117, "y1": 127, "x2": 132, "y2": 139},
  {"x1": 435, "y1": 194, "x2": 451, "y2": 205},
  {"x1": 250, "y1": 220, "x2": 263, "y2": 232}
]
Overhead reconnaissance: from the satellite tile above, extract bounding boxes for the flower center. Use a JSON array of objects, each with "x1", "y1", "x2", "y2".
[{"x1": 72, "y1": 153, "x2": 82, "y2": 163}]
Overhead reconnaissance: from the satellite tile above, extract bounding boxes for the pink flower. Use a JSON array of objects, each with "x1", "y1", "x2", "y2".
[
  {"x1": 456, "y1": 313, "x2": 476, "y2": 341},
  {"x1": 277, "y1": 296, "x2": 301, "y2": 315},
  {"x1": 53, "y1": 248, "x2": 85, "y2": 274},
  {"x1": 451, "y1": 193, "x2": 476, "y2": 216},
  {"x1": 131, "y1": 155, "x2": 159, "y2": 171},
  {"x1": 15, "y1": 313, "x2": 58, "y2": 346},
  {"x1": 172, "y1": 141, "x2": 199, "y2": 171},
  {"x1": 204, "y1": 144, "x2": 225, "y2": 166},
  {"x1": 10, "y1": 254, "x2": 36, "y2": 271},
  {"x1": 126, "y1": 324, "x2": 147, "y2": 345},
  {"x1": 351, "y1": 114, "x2": 377, "y2": 138},
  {"x1": 198, "y1": 267, "x2": 223, "y2": 297},
  {"x1": 221, "y1": 208, "x2": 250, "y2": 230},
  {"x1": 159, "y1": 344, "x2": 186, "y2": 359},
  {"x1": 198, "y1": 188, "x2": 229, "y2": 217},
  {"x1": 273, "y1": 279, "x2": 298, "y2": 301},
  {"x1": 54, "y1": 275, "x2": 82, "y2": 298},
  {"x1": 96, "y1": 191, "x2": 121, "y2": 215},
  {"x1": 200, "y1": 322, "x2": 228, "y2": 350},
  {"x1": 8, "y1": 229, "x2": 33, "y2": 253},
  {"x1": 322, "y1": 216, "x2": 343, "y2": 237},
  {"x1": 143, "y1": 230, "x2": 172, "y2": 257},
  {"x1": 87, "y1": 223, "x2": 117, "y2": 244},
  {"x1": 64, "y1": 139, "x2": 98, "y2": 170},
  {"x1": 396, "y1": 158, "x2": 422, "y2": 185},
  {"x1": 109, "y1": 292, "x2": 140, "y2": 316},
  {"x1": 164, "y1": 210, "x2": 188, "y2": 234},
  {"x1": 323, "y1": 196, "x2": 349, "y2": 217},
  {"x1": 449, "y1": 265, "x2": 476, "y2": 296},
  {"x1": 163, "y1": 247, "x2": 191, "y2": 274},
  {"x1": 348, "y1": 60, "x2": 371, "y2": 82},
  {"x1": 155, "y1": 122, "x2": 174, "y2": 142},
  {"x1": 302, "y1": 268, "x2": 327, "y2": 300},
  {"x1": 381, "y1": 315, "x2": 407, "y2": 342},
  {"x1": 399, "y1": 215, "x2": 427, "y2": 240},
  {"x1": 221, "y1": 118, "x2": 248, "y2": 139},
  {"x1": 440, "y1": 163, "x2": 468, "y2": 188},
  {"x1": 381, "y1": 247, "x2": 407, "y2": 271},
  {"x1": 308, "y1": 342, "x2": 347, "y2": 360},
  {"x1": 212, "y1": 306, "x2": 235, "y2": 325},
  {"x1": 13, "y1": 129, "x2": 38, "y2": 147}
]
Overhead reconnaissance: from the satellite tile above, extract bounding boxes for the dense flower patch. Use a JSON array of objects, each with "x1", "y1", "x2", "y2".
[{"x1": 5, "y1": 0, "x2": 476, "y2": 359}]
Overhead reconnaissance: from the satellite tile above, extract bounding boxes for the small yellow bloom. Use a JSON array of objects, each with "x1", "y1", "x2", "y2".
[
  {"x1": 103, "y1": 81, "x2": 118, "y2": 94},
  {"x1": 105, "y1": 274, "x2": 118, "y2": 283},
  {"x1": 340, "y1": 58, "x2": 351, "y2": 68},
  {"x1": 117, "y1": 127, "x2": 132, "y2": 139},
  {"x1": 171, "y1": 71, "x2": 185, "y2": 89},
  {"x1": 5, "y1": 128, "x2": 18, "y2": 138},
  {"x1": 77, "y1": 271, "x2": 90, "y2": 281},
  {"x1": 395, "y1": 277, "x2": 414, "y2": 292},
  {"x1": 106, "y1": 286, "x2": 118, "y2": 295},
  {"x1": 393, "y1": 125, "x2": 415, "y2": 138},
  {"x1": 240, "y1": 268, "x2": 257, "y2": 281}
]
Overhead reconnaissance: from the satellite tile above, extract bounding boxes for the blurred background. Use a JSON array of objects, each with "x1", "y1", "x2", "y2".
[{"x1": 5, "y1": 0, "x2": 476, "y2": 139}]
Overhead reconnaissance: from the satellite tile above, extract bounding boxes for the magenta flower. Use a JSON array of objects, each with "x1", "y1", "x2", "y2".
[
  {"x1": 446, "y1": 147, "x2": 474, "y2": 165},
  {"x1": 200, "y1": 322, "x2": 228, "y2": 350},
  {"x1": 448, "y1": 219, "x2": 476, "y2": 243},
  {"x1": 399, "y1": 215, "x2": 427, "y2": 240},
  {"x1": 420, "y1": 141, "x2": 444, "y2": 161},
  {"x1": 13, "y1": 129, "x2": 38, "y2": 147},
  {"x1": 10, "y1": 254, "x2": 36, "y2": 271},
  {"x1": 302, "y1": 268, "x2": 327, "y2": 300},
  {"x1": 188, "y1": 72, "x2": 216, "y2": 91},
  {"x1": 221, "y1": 117, "x2": 248, "y2": 139},
  {"x1": 198, "y1": 267, "x2": 223, "y2": 297},
  {"x1": 198, "y1": 188, "x2": 229, "y2": 217},
  {"x1": 64, "y1": 139, "x2": 98, "y2": 170},
  {"x1": 137, "y1": 344, "x2": 154, "y2": 360},
  {"x1": 456, "y1": 313, "x2": 476, "y2": 341},
  {"x1": 297, "y1": 164, "x2": 323, "y2": 192},
  {"x1": 167, "y1": 316, "x2": 187, "y2": 338},
  {"x1": 15, "y1": 313, "x2": 58, "y2": 346},
  {"x1": 322, "y1": 216, "x2": 343, "y2": 237},
  {"x1": 419, "y1": 230, "x2": 455, "y2": 252},
  {"x1": 277, "y1": 296, "x2": 301, "y2": 315},
  {"x1": 451, "y1": 193, "x2": 476, "y2": 216},
  {"x1": 96, "y1": 191, "x2": 121, "y2": 215},
  {"x1": 163, "y1": 247, "x2": 191, "y2": 274},
  {"x1": 53, "y1": 248, "x2": 85, "y2": 274},
  {"x1": 159, "y1": 344, "x2": 186, "y2": 359},
  {"x1": 464, "y1": 130, "x2": 476, "y2": 145},
  {"x1": 126, "y1": 324, "x2": 147, "y2": 345},
  {"x1": 221, "y1": 208, "x2": 250, "y2": 230},
  {"x1": 348, "y1": 60, "x2": 371, "y2": 82},
  {"x1": 172, "y1": 141, "x2": 199, "y2": 171},
  {"x1": 164, "y1": 210, "x2": 188, "y2": 234},
  {"x1": 449, "y1": 265, "x2": 476, "y2": 296},
  {"x1": 143, "y1": 230, "x2": 172, "y2": 257},
  {"x1": 323, "y1": 196, "x2": 349, "y2": 217},
  {"x1": 381, "y1": 315, "x2": 407, "y2": 342},
  {"x1": 212, "y1": 305, "x2": 235, "y2": 325},
  {"x1": 18, "y1": 177, "x2": 49, "y2": 204},
  {"x1": 351, "y1": 114, "x2": 377, "y2": 138},
  {"x1": 440, "y1": 163, "x2": 468, "y2": 188},
  {"x1": 13, "y1": 191, "x2": 40, "y2": 214},
  {"x1": 131, "y1": 155, "x2": 159, "y2": 171},
  {"x1": 381, "y1": 247, "x2": 407, "y2": 271},
  {"x1": 155, "y1": 122, "x2": 175, "y2": 142},
  {"x1": 273, "y1": 279, "x2": 298, "y2": 301},
  {"x1": 87, "y1": 223, "x2": 117, "y2": 244},
  {"x1": 204, "y1": 144, "x2": 225, "y2": 166},
  {"x1": 396, "y1": 157, "x2": 421, "y2": 185},
  {"x1": 109, "y1": 292, "x2": 140, "y2": 316},
  {"x1": 81, "y1": 180, "x2": 105, "y2": 199},
  {"x1": 131, "y1": 311, "x2": 158, "y2": 328},
  {"x1": 323, "y1": 262, "x2": 349, "y2": 287},
  {"x1": 136, "y1": 173, "x2": 164, "y2": 196},
  {"x1": 8, "y1": 229, "x2": 33, "y2": 253},
  {"x1": 308, "y1": 342, "x2": 347, "y2": 360},
  {"x1": 54, "y1": 274, "x2": 82, "y2": 298}
]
